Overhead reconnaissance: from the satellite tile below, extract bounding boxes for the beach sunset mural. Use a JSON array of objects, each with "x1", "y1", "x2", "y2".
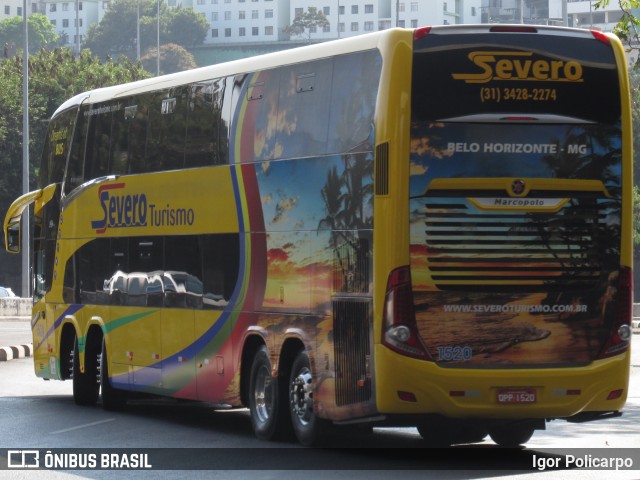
[{"x1": 409, "y1": 121, "x2": 623, "y2": 366}]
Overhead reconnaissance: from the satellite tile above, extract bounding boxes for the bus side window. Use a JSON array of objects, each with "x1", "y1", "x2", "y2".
[
  {"x1": 107, "y1": 238, "x2": 129, "y2": 305},
  {"x1": 129, "y1": 237, "x2": 163, "y2": 273},
  {"x1": 63, "y1": 106, "x2": 89, "y2": 195},
  {"x1": 85, "y1": 105, "x2": 113, "y2": 179},
  {"x1": 111, "y1": 102, "x2": 132, "y2": 175},
  {"x1": 201, "y1": 234, "x2": 240, "y2": 309},
  {"x1": 145, "y1": 88, "x2": 187, "y2": 172},
  {"x1": 42, "y1": 108, "x2": 77, "y2": 187},
  {"x1": 251, "y1": 70, "x2": 281, "y2": 162},
  {"x1": 164, "y1": 235, "x2": 202, "y2": 309},
  {"x1": 276, "y1": 59, "x2": 332, "y2": 158},
  {"x1": 63, "y1": 254, "x2": 77, "y2": 304},
  {"x1": 127, "y1": 99, "x2": 150, "y2": 174},
  {"x1": 185, "y1": 79, "x2": 225, "y2": 167},
  {"x1": 328, "y1": 50, "x2": 382, "y2": 153},
  {"x1": 164, "y1": 87, "x2": 188, "y2": 170},
  {"x1": 64, "y1": 238, "x2": 109, "y2": 305}
]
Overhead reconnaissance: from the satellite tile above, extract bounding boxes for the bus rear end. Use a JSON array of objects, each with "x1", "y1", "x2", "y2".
[{"x1": 375, "y1": 26, "x2": 632, "y2": 446}]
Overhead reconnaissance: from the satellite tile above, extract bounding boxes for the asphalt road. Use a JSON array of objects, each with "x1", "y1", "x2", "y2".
[
  {"x1": 0, "y1": 319, "x2": 31, "y2": 349},
  {"x1": 0, "y1": 335, "x2": 638, "y2": 479}
]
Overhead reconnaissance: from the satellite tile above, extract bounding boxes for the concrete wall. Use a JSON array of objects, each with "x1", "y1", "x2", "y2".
[{"x1": 0, "y1": 298, "x2": 31, "y2": 319}]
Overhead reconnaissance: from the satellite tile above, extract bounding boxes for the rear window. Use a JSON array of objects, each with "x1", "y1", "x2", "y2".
[{"x1": 412, "y1": 32, "x2": 621, "y2": 124}]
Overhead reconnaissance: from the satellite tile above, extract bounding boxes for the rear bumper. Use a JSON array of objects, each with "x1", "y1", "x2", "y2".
[{"x1": 374, "y1": 344, "x2": 630, "y2": 420}]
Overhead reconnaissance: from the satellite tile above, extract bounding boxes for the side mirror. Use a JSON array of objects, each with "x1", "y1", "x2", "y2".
[{"x1": 6, "y1": 222, "x2": 20, "y2": 253}]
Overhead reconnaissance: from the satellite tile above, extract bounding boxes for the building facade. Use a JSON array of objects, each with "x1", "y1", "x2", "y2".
[
  {"x1": 194, "y1": 0, "x2": 291, "y2": 44},
  {"x1": 192, "y1": 0, "x2": 483, "y2": 44},
  {"x1": 480, "y1": 0, "x2": 624, "y2": 30},
  {"x1": 2, "y1": 1, "x2": 38, "y2": 19},
  {"x1": 566, "y1": 0, "x2": 624, "y2": 31},
  {"x1": 7, "y1": 1, "x2": 630, "y2": 54},
  {"x1": 38, "y1": 0, "x2": 99, "y2": 50}
]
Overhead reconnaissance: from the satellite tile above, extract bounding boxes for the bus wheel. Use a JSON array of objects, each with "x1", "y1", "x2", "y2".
[
  {"x1": 489, "y1": 425, "x2": 534, "y2": 447},
  {"x1": 72, "y1": 336, "x2": 99, "y2": 406},
  {"x1": 100, "y1": 339, "x2": 126, "y2": 411},
  {"x1": 249, "y1": 346, "x2": 282, "y2": 440},
  {"x1": 289, "y1": 350, "x2": 330, "y2": 446}
]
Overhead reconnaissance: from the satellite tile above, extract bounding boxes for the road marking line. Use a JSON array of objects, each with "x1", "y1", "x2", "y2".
[{"x1": 50, "y1": 418, "x2": 115, "y2": 434}]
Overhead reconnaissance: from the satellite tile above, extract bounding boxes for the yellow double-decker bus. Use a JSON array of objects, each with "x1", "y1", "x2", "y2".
[{"x1": 4, "y1": 25, "x2": 633, "y2": 447}]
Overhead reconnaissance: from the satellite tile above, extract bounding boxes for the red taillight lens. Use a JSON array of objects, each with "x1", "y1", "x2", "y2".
[
  {"x1": 500, "y1": 116, "x2": 539, "y2": 122},
  {"x1": 489, "y1": 26, "x2": 538, "y2": 33},
  {"x1": 596, "y1": 266, "x2": 633, "y2": 359},
  {"x1": 591, "y1": 30, "x2": 611, "y2": 45},
  {"x1": 382, "y1": 266, "x2": 432, "y2": 360},
  {"x1": 414, "y1": 26, "x2": 432, "y2": 42},
  {"x1": 607, "y1": 389, "x2": 624, "y2": 400}
]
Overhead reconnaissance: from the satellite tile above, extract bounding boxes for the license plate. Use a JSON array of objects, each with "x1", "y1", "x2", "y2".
[{"x1": 496, "y1": 389, "x2": 537, "y2": 404}]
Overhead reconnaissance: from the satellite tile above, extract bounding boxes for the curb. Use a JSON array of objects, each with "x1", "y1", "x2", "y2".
[{"x1": 0, "y1": 344, "x2": 33, "y2": 362}]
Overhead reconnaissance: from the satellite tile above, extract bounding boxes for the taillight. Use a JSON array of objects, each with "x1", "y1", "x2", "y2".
[
  {"x1": 413, "y1": 26, "x2": 432, "y2": 42},
  {"x1": 489, "y1": 26, "x2": 538, "y2": 34},
  {"x1": 591, "y1": 30, "x2": 611, "y2": 45},
  {"x1": 382, "y1": 266, "x2": 432, "y2": 360},
  {"x1": 500, "y1": 116, "x2": 539, "y2": 122},
  {"x1": 596, "y1": 266, "x2": 633, "y2": 359}
]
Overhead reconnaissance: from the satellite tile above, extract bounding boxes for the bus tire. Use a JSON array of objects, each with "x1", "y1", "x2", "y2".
[
  {"x1": 72, "y1": 336, "x2": 100, "y2": 406},
  {"x1": 289, "y1": 350, "x2": 331, "y2": 446},
  {"x1": 489, "y1": 425, "x2": 535, "y2": 447},
  {"x1": 249, "y1": 346, "x2": 283, "y2": 441},
  {"x1": 100, "y1": 339, "x2": 126, "y2": 411}
]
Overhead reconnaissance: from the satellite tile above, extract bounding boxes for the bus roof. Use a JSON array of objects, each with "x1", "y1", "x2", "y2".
[
  {"x1": 426, "y1": 24, "x2": 608, "y2": 38},
  {"x1": 53, "y1": 28, "x2": 397, "y2": 117},
  {"x1": 54, "y1": 24, "x2": 616, "y2": 118}
]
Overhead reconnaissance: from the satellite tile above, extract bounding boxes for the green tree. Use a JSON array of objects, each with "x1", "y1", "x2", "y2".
[
  {"x1": 0, "y1": 48, "x2": 150, "y2": 292},
  {"x1": 84, "y1": 0, "x2": 207, "y2": 60},
  {"x1": 0, "y1": 14, "x2": 58, "y2": 54},
  {"x1": 141, "y1": 43, "x2": 197, "y2": 75},
  {"x1": 594, "y1": 1, "x2": 640, "y2": 47},
  {"x1": 166, "y1": 7, "x2": 209, "y2": 48},
  {"x1": 283, "y1": 7, "x2": 330, "y2": 42},
  {"x1": 84, "y1": 0, "x2": 164, "y2": 58}
]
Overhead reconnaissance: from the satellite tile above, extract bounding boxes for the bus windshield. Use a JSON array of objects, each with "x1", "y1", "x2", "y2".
[{"x1": 411, "y1": 30, "x2": 621, "y2": 124}]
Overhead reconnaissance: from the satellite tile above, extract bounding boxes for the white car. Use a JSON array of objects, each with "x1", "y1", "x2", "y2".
[{"x1": 0, "y1": 286, "x2": 16, "y2": 297}]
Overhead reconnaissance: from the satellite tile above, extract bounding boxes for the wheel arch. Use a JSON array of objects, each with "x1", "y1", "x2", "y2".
[
  {"x1": 239, "y1": 333, "x2": 268, "y2": 407},
  {"x1": 85, "y1": 324, "x2": 104, "y2": 362},
  {"x1": 59, "y1": 322, "x2": 77, "y2": 380},
  {"x1": 278, "y1": 337, "x2": 306, "y2": 385}
]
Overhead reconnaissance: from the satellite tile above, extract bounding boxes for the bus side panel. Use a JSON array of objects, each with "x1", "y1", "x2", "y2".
[
  {"x1": 220, "y1": 50, "x2": 382, "y2": 418},
  {"x1": 30, "y1": 302, "x2": 47, "y2": 378},
  {"x1": 57, "y1": 167, "x2": 244, "y2": 398},
  {"x1": 31, "y1": 300, "x2": 55, "y2": 379},
  {"x1": 371, "y1": 30, "x2": 415, "y2": 416}
]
